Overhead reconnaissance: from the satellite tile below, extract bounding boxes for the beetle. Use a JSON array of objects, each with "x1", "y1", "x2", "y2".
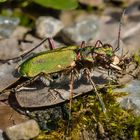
[
  {"x1": 13, "y1": 38, "x2": 121, "y2": 112},
  {"x1": 0, "y1": 37, "x2": 118, "y2": 112},
  {"x1": 0, "y1": 10, "x2": 126, "y2": 113}
]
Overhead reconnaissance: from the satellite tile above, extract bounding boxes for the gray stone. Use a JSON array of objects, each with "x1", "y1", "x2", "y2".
[
  {"x1": 62, "y1": 17, "x2": 99, "y2": 43},
  {"x1": 5, "y1": 119, "x2": 40, "y2": 140},
  {"x1": 0, "y1": 63, "x2": 18, "y2": 92},
  {"x1": 78, "y1": 0, "x2": 103, "y2": 7},
  {"x1": 114, "y1": 80, "x2": 140, "y2": 116},
  {"x1": 12, "y1": 26, "x2": 30, "y2": 40},
  {"x1": 0, "y1": 16, "x2": 20, "y2": 38},
  {"x1": 35, "y1": 16, "x2": 64, "y2": 38},
  {"x1": 0, "y1": 129, "x2": 4, "y2": 140},
  {"x1": 0, "y1": 103, "x2": 28, "y2": 130},
  {"x1": 0, "y1": 38, "x2": 19, "y2": 59},
  {"x1": 20, "y1": 34, "x2": 64, "y2": 54}
]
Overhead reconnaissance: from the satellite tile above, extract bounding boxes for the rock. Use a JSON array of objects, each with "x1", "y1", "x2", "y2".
[
  {"x1": 35, "y1": 16, "x2": 64, "y2": 38},
  {"x1": 26, "y1": 107, "x2": 63, "y2": 130},
  {"x1": 5, "y1": 119, "x2": 40, "y2": 140},
  {"x1": 20, "y1": 34, "x2": 64, "y2": 54},
  {"x1": 60, "y1": 10, "x2": 93, "y2": 26},
  {"x1": 0, "y1": 16, "x2": 20, "y2": 38},
  {"x1": 12, "y1": 26, "x2": 30, "y2": 40},
  {"x1": 0, "y1": 38, "x2": 19, "y2": 59},
  {"x1": 117, "y1": 63, "x2": 139, "y2": 85},
  {"x1": 120, "y1": 96, "x2": 140, "y2": 116},
  {"x1": 0, "y1": 63, "x2": 18, "y2": 92},
  {"x1": 0, "y1": 129, "x2": 4, "y2": 140},
  {"x1": 79, "y1": 0, "x2": 104, "y2": 7},
  {"x1": 117, "y1": 74, "x2": 133, "y2": 85},
  {"x1": 62, "y1": 17, "x2": 99, "y2": 43},
  {"x1": 80, "y1": 129, "x2": 96, "y2": 140},
  {"x1": 114, "y1": 80, "x2": 140, "y2": 116},
  {"x1": 0, "y1": 103, "x2": 28, "y2": 130}
]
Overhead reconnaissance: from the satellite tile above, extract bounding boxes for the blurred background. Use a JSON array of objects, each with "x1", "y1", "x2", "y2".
[{"x1": 0, "y1": 0, "x2": 139, "y2": 59}]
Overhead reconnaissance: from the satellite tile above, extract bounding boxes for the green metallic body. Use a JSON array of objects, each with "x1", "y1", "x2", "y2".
[
  {"x1": 19, "y1": 46, "x2": 78, "y2": 77},
  {"x1": 19, "y1": 44, "x2": 114, "y2": 78}
]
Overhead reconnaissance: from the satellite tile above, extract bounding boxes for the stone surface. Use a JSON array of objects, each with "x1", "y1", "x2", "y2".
[
  {"x1": 114, "y1": 80, "x2": 140, "y2": 116},
  {"x1": 21, "y1": 34, "x2": 64, "y2": 54},
  {"x1": 12, "y1": 26, "x2": 30, "y2": 40},
  {"x1": 0, "y1": 16, "x2": 20, "y2": 38},
  {"x1": 0, "y1": 103, "x2": 28, "y2": 130},
  {"x1": 35, "y1": 16, "x2": 64, "y2": 38},
  {"x1": 26, "y1": 107, "x2": 63, "y2": 130},
  {"x1": 0, "y1": 63, "x2": 19, "y2": 92},
  {"x1": 62, "y1": 17, "x2": 99, "y2": 43},
  {"x1": 116, "y1": 63, "x2": 139, "y2": 85},
  {"x1": 5, "y1": 119, "x2": 40, "y2": 140},
  {"x1": 0, "y1": 38, "x2": 19, "y2": 59},
  {"x1": 79, "y1": 0, "x2": 103, "y2": 7},
  {"x1": 0, "y1": 129, "x2": 4, "y2": 140}
]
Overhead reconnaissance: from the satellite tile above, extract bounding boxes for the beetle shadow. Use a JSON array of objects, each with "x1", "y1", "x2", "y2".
[
  {"x1": 10, "y1": 69, "x2": 110, "y2": 108},
  {"x1": 51, "y1": 71, "x2": 109, "y2": 91}
]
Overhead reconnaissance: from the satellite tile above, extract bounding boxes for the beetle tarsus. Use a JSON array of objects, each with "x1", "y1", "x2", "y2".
[{"x1": 69, "y1": 70, "x2": 74, "y2": 119}]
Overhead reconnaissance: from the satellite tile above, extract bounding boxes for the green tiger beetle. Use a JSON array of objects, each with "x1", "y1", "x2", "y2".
[
  {"x1": 0, "y1": 10, "x2": 126, "y2": 113},
  {"x1": 0, "y1": 38, "x2": 122, "y2": 113}
]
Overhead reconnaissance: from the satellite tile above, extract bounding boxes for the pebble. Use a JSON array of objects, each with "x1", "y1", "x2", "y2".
[
  {"x1": 12, "y1": 26, "x2": 30, "y2": 40},
  {"x1": 62, "y1": 17, "x2": 99, "y2": 43},
  {"x1": 35, "y1": 16, "x2": 64, "y2": 38},
  {"x1": 0, "y1": 63, "x2": 18, "y2": 92},
  {"x1": 0, "y1": 16, "x2": 20, "y2": 38},
  {"x1": 0, "y1": 38, "x2": 19, "y2": 59},
  {"x1": 5, "y1": 119, "x2": 40, "y2": 140},
  {"x1": 78, "y1": 0, "x2": 103, "y2": 7}
]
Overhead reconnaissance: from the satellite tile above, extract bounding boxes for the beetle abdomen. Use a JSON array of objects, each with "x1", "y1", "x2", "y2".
[{"x1": 19, "y1": 46, "x2": 77, "y2": 77}]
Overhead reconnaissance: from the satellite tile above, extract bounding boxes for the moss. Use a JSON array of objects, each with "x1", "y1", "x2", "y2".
[
  {"x1": 133, "y1": 52, "x2": 140, "y2": 65},
  {"x1": 34, "y1": 86, "x2": 140, "y2": 140}
]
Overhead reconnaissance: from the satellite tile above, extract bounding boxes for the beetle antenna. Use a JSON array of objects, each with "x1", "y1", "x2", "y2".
[
  {"x1": 113, "y1": 9, "x2": 126, "y2": 53},
  {"x1": 0, "y1": 37, "x2": 49, "y2": 63}
]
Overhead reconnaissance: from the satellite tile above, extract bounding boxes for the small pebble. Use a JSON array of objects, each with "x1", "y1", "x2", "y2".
[
  {"x1": 5, "y1": 119, "x2": 40, "y2": 140},
  {"x1": 36, "y1": 16, "x2": 64, "y2": 38},
  {"x1": 62, "y1": 17, "x2": 99, "y2": 43}
]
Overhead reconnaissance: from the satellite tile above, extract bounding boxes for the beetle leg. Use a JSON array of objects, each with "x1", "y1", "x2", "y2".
[
  {"x1": 102, "y1": 43, "x2": 113, "y2": 49},
  {"x1": 48, "y1": 38, "x2": 56, "y2": 50},
  {"x1": 1, "y1": 72, "x2": 45, "y2": 93},
  {"x1": 69, "y1": 70, "x2": 74, "y2": 116},
  {"x1": 94, "y1": 40, "x2": 103, "y2": 48},
  {"x1": 80, "y1": 41, "x2": 86, "y2": 48},
  {"x1": 0, "y1": 37, "x2": 56, "y2": 64},
  {"x1": 113, "y1": 9, "x2": 125, "y2": 53},
  {"x1": 15, "y1": 73, "x2": 46, "y2": 92},
  {"x1": 84, "y1": 68, "x2": 106, "y2": 113}
]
